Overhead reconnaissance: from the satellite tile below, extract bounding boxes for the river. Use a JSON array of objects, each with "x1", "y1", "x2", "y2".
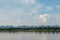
[{"x1": 0, "y1": 32, "x2": 60, "y2": 40}]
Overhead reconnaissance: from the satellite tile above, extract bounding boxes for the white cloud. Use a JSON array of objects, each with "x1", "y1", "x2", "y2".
[
  {"x1": 30, "y1": 0, "x2": 36, "y2": 4},
  {"x1": 12, "y1": 19, "x2": 22, "y2": 26},
  {"x1": 27, "y1": 13, "x2": 33, "y2": 16},
  {"x1": 7, "y1": 8, "x2": 25, "y2": 18},
  {"x1": 28, "y1": 4, "x2": 43, "y2": 16},
  {"x1": 0, "y1": 9, "x2": 6, "y2": 14},
  {"x1": 32, "y1": 4, "x2": 42, "y2": 12},
  {"x1": 56, "y1": 5, "x2": 60, "y2": 8},
  {"x1": 46, "y1": 6, "x2": 53, "y2": 11},
  {"x1": 0, "y1": 16, "x2": 9, "y2": 21},
  {"x1": 20, "y1": 0, "x2": 36, "y2": 4},
  {"x1": 39, "y1": 14, "x2": 50, "y2": 23},
  {"x1": 5, "y1": 5, "x2": 12, "y2": 9},
  {"x1": 0, "y1": 19, "x2": 22, "y2": 26},
  {"x1": 17, "y1": 19, "x2": 22, "y2": 22}
]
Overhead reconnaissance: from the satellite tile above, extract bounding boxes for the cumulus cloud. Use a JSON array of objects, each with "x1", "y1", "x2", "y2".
[{"x1": 39, "y1": 14, "x2": 50, "y2": 23}]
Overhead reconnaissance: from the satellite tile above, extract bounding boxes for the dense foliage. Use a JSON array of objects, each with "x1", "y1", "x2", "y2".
[{"x1": 0, "y1": 25, "x2": 60, "y2": 32}]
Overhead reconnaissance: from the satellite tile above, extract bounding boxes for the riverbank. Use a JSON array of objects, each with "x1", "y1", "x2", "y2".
[{"x1": 0, "y1": 28, "x2": 60, "y2": 32}]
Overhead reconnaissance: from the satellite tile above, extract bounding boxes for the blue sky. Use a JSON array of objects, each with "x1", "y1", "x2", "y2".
[{"x1": 0, "y1": 0, "x2": 60, "y2": 26}]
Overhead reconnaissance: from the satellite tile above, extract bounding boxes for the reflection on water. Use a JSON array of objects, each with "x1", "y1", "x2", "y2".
[
  {"x1": 0, "y1": 32, "x2": 60, "y2": 40},
  {"x1": 40, "y1": 33, "x2": 47, "y2": 40}
]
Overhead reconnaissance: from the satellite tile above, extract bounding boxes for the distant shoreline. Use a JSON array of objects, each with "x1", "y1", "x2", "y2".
[
  {"x1": 0, "y1": 28, "x2": 60, "y2": 32},
  {"x1": 0, "y1": 25, "x2": 60, "y2": 32}
]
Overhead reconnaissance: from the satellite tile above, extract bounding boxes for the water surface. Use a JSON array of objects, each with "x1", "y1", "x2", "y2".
[{"x1": 0, "y1": 32, "x2": 60, "y2": 40}]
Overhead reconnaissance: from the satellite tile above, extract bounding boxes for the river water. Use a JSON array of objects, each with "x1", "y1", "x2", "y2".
[{"x1": 0, "y1": 32, "x2": 60, "y2": 40}]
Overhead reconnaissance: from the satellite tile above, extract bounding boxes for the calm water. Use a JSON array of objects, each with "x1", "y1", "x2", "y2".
[{"x1": 0, "y1": 32, "x2": 60, "y2": 40}]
